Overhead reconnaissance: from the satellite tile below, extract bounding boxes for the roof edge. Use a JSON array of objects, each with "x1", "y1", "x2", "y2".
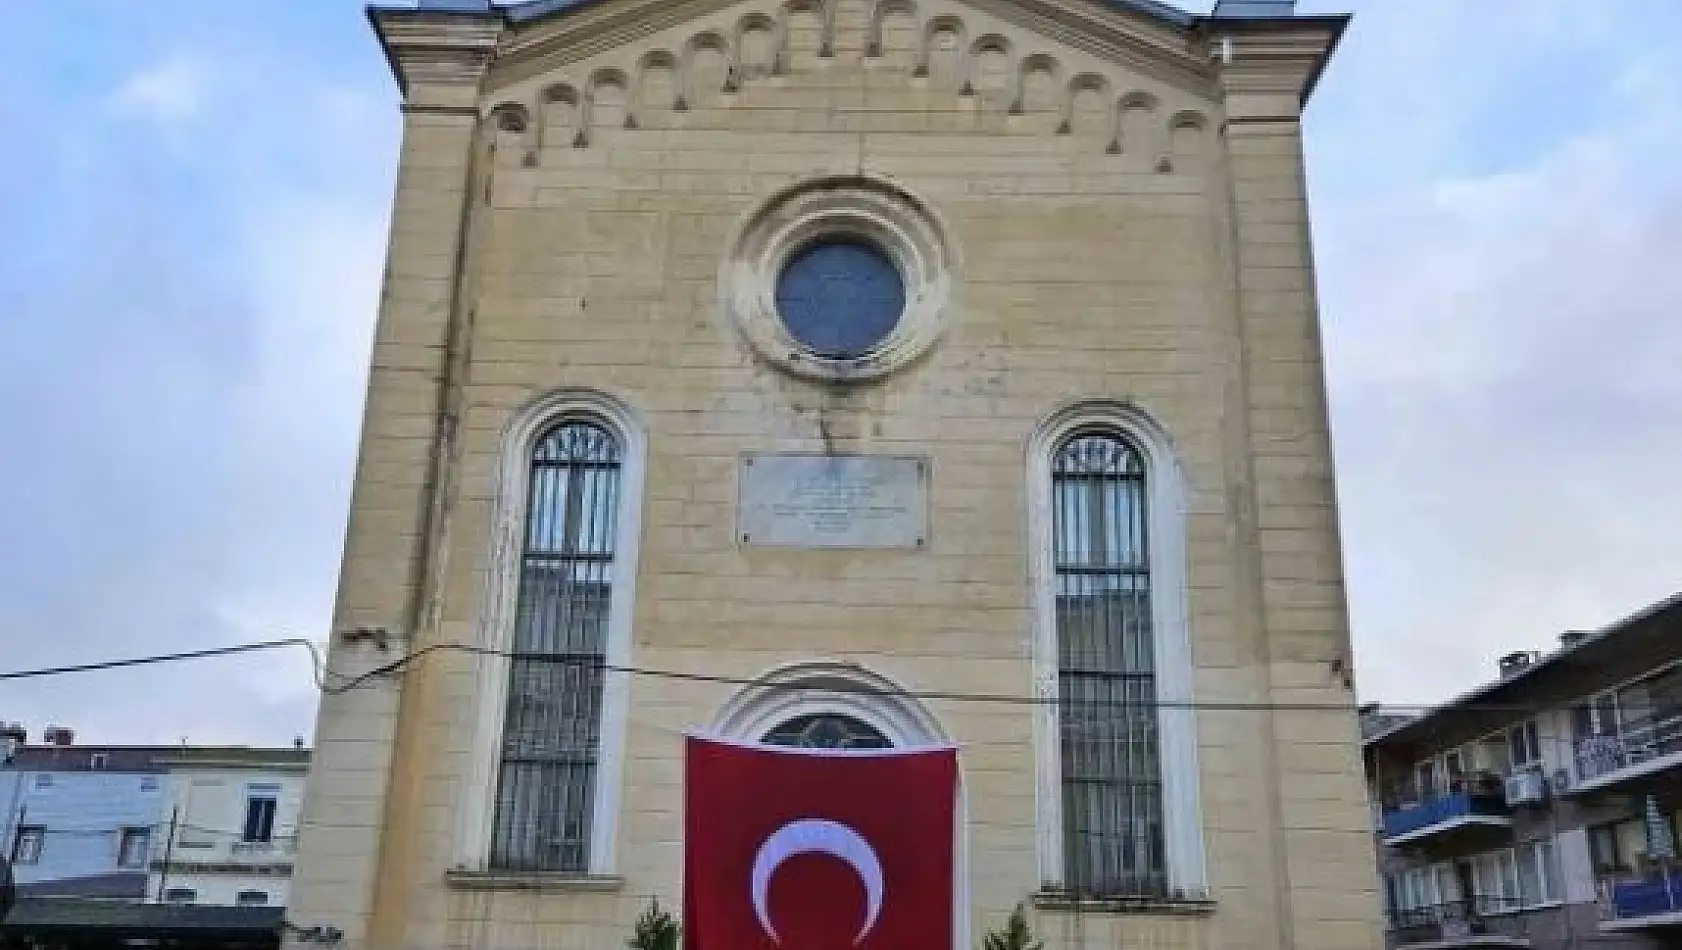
[
  {"x1": 1364, "y1": 590, "x2": 1682, "y2": 749},
  {"x1": 497, "y1": 0, "x2": 1198, "y2": 29},
  {"x1": 1193, "y1": 12, "x2": 1352, "y2": 106}
]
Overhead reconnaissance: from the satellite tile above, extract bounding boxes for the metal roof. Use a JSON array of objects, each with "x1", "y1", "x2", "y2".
[
  {"x1": 1364, "y1": 590, "x2": 1682, "y2": 749},
  {"x1": 4, "y1": 746, "x2": 173, "y2": 773},
  {"x1": 4, "y1": 745, "x2": 309, "y2": 773},
  {"x1": 410, "y1": 0, "x2": 1204, "y2": 29},
  {"x1": 14, "y1": 872, "x2": 150, "y2": 900},
  {"x1": 1, "y1": 898, "x2": 283, "y2": 936}
]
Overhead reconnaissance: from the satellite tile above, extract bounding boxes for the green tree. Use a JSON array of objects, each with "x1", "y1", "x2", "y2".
[
  {"x1": 982, "y1": 903, "x2": 1043, "y2": 950},
  {"x1": 628, "y1": 897, "x2": 682, "y2": 950}
]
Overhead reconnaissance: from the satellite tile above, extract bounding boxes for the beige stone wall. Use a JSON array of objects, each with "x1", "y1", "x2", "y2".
[{"x1": 288, "y1": 2, "x2": 1380, "y2": 948}]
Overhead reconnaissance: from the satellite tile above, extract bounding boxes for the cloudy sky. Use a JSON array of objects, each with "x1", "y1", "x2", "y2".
[{"x1": 1, "y1": 1, "x2": 1679, "y2": 745}]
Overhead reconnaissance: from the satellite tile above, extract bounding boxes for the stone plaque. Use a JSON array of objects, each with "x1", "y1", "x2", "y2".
[{"x1": 739, "y1": 455, "x2": 927, "y2": 548}]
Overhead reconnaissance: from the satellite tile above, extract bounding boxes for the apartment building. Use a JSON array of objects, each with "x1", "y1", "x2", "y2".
[
  {"x1": 0, "y1": 726, "x2": 167, "y2": 900},
  {"x1": 1, "y1": 729, "x2": 305, "y2": 947},
  {"x1": 1364, "y1": 592, "x2": 1682, "y2": 949},
  {"x1": 149, "y1": 746, "x2": 310, "y2": 909}
]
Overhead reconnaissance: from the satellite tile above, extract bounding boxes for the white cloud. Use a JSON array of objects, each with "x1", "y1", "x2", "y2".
[
  {"x1": 1316, "y1": 19, "x2": 1682, "y2": 705},
  {"x1": 109, "y1": 55, "x2": 209, "y2": 125},
  {"x1": 0, "y1": 26, "x2": 398, "y2": 745}
]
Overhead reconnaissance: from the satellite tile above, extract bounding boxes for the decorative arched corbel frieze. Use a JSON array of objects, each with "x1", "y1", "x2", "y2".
[
  {"x1": 1009, "y1": 52, "x2": 1061, "y2": 116},
  {"x1": 1058, "y1": 71, "x2": 1111, "y2": 137}
]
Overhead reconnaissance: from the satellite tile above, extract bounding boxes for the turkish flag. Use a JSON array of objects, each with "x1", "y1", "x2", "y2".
[{"x1": 684, "y1": 735, "x2": 959, "y2": 950}]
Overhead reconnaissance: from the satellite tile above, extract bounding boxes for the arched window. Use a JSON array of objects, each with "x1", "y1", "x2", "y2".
[
  {"x1": 490, "y1": 420, "x2": 622, "y2": 873},
  {"x1": 456, "y1": 391, "x2": 646, "y2": 878},
  {"x1": 763, "y1": 713, "x2": 893, "y2": 750},
  {"x1": 1028, "y1": 402, "x2": 1205, "y2": 901},
  {"x1": 709, "y1": 662, "x2": 968, "y2": 949},
  {"x1": 1052, "y1": 431, "x2": 1162, "y2": 898}
]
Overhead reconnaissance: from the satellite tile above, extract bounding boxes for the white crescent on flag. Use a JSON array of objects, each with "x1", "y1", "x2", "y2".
[{"x1": 750, "y1": 817, "x2": 885, "y2": 945}]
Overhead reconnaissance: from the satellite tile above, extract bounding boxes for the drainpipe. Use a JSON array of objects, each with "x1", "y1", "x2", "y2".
[
  {"x1": 1, "y1": 805, "x2": 18, "y2": 926},
  {"x1": 154, "y1": 806, "x2": 178, "y2": 903},
  {"x1": 0, "y1": 768, "x2": 23, "y2": 860}
]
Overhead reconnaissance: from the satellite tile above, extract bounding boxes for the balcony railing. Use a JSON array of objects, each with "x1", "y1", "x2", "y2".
[
  {"x1": 1381, "y1": 790, "x2": 1513, "y2": 845},
  {"x1": 229, "y1": 836, "x2": 297, "y2": 858},
  {"x1": 1601, "y1": 868, "x2": 1682, "y2": 928},
  {"x1": 1574, "y1": 711, "x2": 1682, "y2": 790},
  {"x1": 1393, "y1": 897, "x2": 1530, "y2": 947}
]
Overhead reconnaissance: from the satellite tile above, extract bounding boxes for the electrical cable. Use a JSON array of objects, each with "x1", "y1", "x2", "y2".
[
  {"x1": 0, "y1": 635, "x2": 1563, "y2": 715},
  {"x1": 316, "y1": 639, "x2": 1579, "y2": 715},
  {"x1": 23, "y1": 821, "x2": 298, "y2": 840},
  {"x1": 0, "y1": 639, "x2": 331, "y2": 690}
]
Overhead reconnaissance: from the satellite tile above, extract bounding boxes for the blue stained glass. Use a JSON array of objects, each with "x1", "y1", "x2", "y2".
[{"x1": 774, "y1": 239, "x2": 906, "y2": 358}]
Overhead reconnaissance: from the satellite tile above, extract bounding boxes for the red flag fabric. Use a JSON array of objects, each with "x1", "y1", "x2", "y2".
[{"x1": 684, "y1": 734, "x2": 959, "y2": 950}]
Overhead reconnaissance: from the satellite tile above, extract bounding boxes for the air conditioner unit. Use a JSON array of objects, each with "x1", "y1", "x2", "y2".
[
  {"x1": 1551, "y1": 768, "x2": 1573, "y2": 795},
  {"x1": 1505, "y1": 769, "x2": 1547, "y2": 806}
]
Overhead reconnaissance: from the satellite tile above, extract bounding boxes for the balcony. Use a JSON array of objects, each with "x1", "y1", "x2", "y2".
[
  {"x1": 1393, "y1": 898, "x2": 1531, "y2": 948},
  {"x1": 1382, "y1": 790, "x2": 1513, "y2": 849},
  {"x1": 1600, "y1": 869, "x2": 1682, "y2": 931},
  {"x1": 229, "y1": 838, "x2": 297, "y2": 859},
  {"x1": 1572, "y1": 711, "x2": 1682, "y2": 795},
  {"x1": 153, "y1": 836, "x2": 297, "y2": 875}
]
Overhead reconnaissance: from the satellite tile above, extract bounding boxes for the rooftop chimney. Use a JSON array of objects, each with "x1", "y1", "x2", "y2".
[
  {"x1": 1498, "y1": 651, "x2": 1539, "y2": 678},
  {"x1": 42, "y1": 725, "x2": 74, "y2": 747},
  {"x1": 1211, "y1": 0, "x2": 1297, "y2": 18},
  {"x1": 1, "y1": 723, "x2": 23, "y2": 764}
]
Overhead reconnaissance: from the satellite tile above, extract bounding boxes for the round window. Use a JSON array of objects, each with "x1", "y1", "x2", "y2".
[
  {"x1": 721, "y1": 175, "x2": 956, "y2": 383},
  {"x1": 773, "y1": 239, "x2": 906, "y2": 358}
]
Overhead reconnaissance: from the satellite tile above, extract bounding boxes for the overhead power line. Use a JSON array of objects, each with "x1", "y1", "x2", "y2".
[
  {"x1": 321, "y1": 640, "x2": 1378, "y2": 712},
  {"x1": 16, "y1": 822, "x2": 296, "y2": 841},
  {"x1": 0, "y1": 639, "x2": 326, "y2": 688},
  {"x1": 0, "y1": 635, "x2": 1563, "y2": 717}
]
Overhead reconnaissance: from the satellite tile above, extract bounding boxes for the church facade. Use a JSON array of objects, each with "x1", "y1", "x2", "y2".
[{"x1": 288, "y1": 0, "x2": 1379, "y2": 946}]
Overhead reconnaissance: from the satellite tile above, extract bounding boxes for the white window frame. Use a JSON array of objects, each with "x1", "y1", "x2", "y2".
[
  {"x1": 1394, "y1": 864, "x2": 1445, "y2": 913},
  {"x1": 1573, "y1": 659, "x2": 1682, "y2": 739},
  {"x1": 14, "y1": 825, "x2": 45, "y2": 864},
  {"x1": 455, "y1": 389, "x2": 646, "y2": 876},
  {"x1": 243, "y1": 782, "x2": 281, "y2": 843},
  {"x1": 117, "y1": 827, "x2": 150, "y2": 868},
  {"x1": 1507, "y1": 721, "x2": 1542, "y2": 771},
  {"x1": 1471, "y1": 840, "x2": 1561, "y2": 913},
  {"x1": 1472, "y1": 849, "x2": 1519, "y2": 909},
  {"x1": 1516, "y1": 837, "x2": 1560, "y2": 906},
  {"x1": 1026, "y1": 400, "x2": 1205, "y2": 898}
]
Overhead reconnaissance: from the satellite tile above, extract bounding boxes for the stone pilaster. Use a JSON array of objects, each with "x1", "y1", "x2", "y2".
[
  {"x1": 285, "y1": 11, "x2": 500, "y2": 949},
  {"x1": 1216, "y1": 17, "x2": 1385, "y2": 950}
]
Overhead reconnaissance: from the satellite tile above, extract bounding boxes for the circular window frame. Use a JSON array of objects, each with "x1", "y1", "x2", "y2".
[
  {"x1": 720, "y1": 175, "x2": 958, "y2": 383},
  {"x1": 774, "y1": 237, "x2": 907, "y2": 359}
]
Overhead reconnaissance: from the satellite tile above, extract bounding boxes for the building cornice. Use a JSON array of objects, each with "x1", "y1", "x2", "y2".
[
  {"x1": 368, "y1": 6, "x2": 505, "y2": 102},
  {"x1": 484, "y1": 0, "x2": 1220, "y2": 98},
  {"x1": 1202, "y1": 14, "x2": 1348, "y2": 110}
]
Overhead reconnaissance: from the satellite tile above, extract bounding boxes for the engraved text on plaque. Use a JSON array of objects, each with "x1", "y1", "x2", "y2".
[{"x1": 738, "y1": 455, "x2": 928, "y2": 548}]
